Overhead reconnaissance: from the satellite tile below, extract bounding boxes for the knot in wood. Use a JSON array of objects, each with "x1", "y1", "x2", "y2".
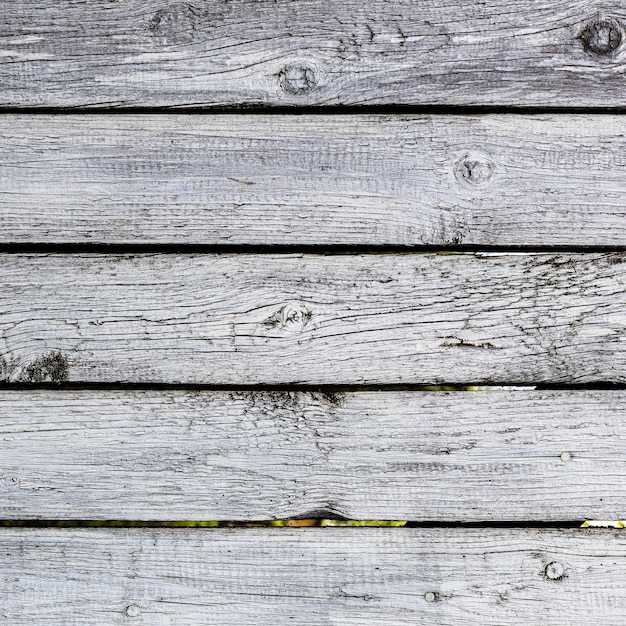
[
  {"x1": 264, "y1": 302, "x2": 312, "y2": 332},
  {"x1": 580, "y1": 18, "x2": 623, "y2": 56},
  {"x1": 545, "y1": 561, "x2": 565, "y2": 580},
  {"x1": 454, "y1": 153, "x2": 495, "y2": 188},
  {"x1": 146, "y1": 9, "x2": 166, "y2": 34},
  {"x1": 124, "y1": 604, "x2": 142, "y2": 618},
  {"x1": 280, "y1": 64, "x2": 318, "y2": 95}
]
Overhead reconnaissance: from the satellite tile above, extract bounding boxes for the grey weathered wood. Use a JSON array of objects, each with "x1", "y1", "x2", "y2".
[
  {"x1": 1, "y1": 389, "x2": 625, "y2": 521},
  {"x1": 1, "y1": 1, "x2": 626, "y2": 107},
  {"x1": 0, "y1": 253, "x2": 624, "y2": 385},
  {"x1": 3, "y1": 114, "x2": 626, "y2": 246},
  {"x1": 2, "y1": 528, "x2": 626, "y2": 625}
]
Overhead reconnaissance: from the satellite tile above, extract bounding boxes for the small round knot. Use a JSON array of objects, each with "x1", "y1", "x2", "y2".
[
  {"x1": 124, "y1": 604, "x2": 142, "y2": 618},
  {"x1": 4, "y1": 475, "x2": 20, "y2": 485},
  {"x1": 454, "y1": 153, "x2": 495, "y2": 188},
  {"x1": 279, "y1": 64, "x2": 318, "y2": 95},
  {"x1": 560, "y1": 451, "x2": 572, "y2": 462},
  {"x1": 580, "y1": 18, "x2": 624, "y2": 56},
  {"x1": 424, "y1": 591, "x2": 437, "y2": 602},
  {"x1": 545, "y1": 561, "x2": 565, "y2": 580}
]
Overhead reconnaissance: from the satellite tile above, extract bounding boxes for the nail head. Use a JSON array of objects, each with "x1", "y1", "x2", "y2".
[
  {"x1": 124, "y1": 604, "x2": 142, "y2": 618},
  {"x1": 545, "y1": 561, "x2": 565, "y2": 580}
]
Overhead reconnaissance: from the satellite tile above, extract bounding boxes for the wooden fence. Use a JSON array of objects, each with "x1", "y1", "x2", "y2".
[{"x1": 1, "y1": 1, "x2": 625, "y2": 624}]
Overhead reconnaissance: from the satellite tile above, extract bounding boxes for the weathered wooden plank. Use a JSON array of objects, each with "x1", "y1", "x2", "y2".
[
  {"x1": 0, "y1": 253, "x2": 626, "y2": 385},
  {"x1": 1, "y1": 389, "x2": 625, "y2": 521},
  {"x1": 1, "y1": 1, "x2": 626, "y2": 107},
  {"x1": 3, "y1": 115, "x2": 626, "y2": 247},
  {"x1": 0, "y1": 253, "x2": 624, "y2": 385},
  {"x1": 2, "y1": 528, "x2": 625, "y2": 625}
]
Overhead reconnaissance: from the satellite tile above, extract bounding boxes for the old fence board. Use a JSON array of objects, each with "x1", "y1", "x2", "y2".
[
  {"x1": 2, "y1": 528, "x2": 626, "y2": 625},
  {"x1": 0, "y1": 253, "x2": 624, "y2": 385},
  {"x1": 1, "y1": 389, "x2": 624, "y2": 521},
  {"x1": 1, "y1": 1, "x2": 626, "y2": 108},
  {"x1": 3, "y1": 114, "x2": 626, "y2": 246}
]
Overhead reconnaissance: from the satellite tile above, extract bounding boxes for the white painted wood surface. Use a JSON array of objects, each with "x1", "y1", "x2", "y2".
[
  {"x1": 4, "y1": 1, "x2": 625, "y2": 617},
  {"x1": 2, "y1": 528, "x2": 626, "y2": 625},
  {"x1": 0, "y1": 253, "x2": 624, "y2": 385},
  {"x1": 1, "y1": 1, "x2": 626, "y2": 107},
  {"x1": 3, "y1": 114, "x2": 626, "y2": 246},
  {"x1": 1, "y1": 389, "x2": 625, "y2": 521}
]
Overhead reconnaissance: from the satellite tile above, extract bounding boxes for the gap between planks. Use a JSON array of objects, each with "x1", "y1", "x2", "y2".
[{"x1": 0, "y1": 520, "x2": 588, "y2": 528}]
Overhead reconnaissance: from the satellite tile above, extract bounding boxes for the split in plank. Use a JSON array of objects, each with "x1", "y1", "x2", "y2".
[
  {"x1": 0, "y1": 253, "x2": 624, "y2": 385},
  {"x1": 2, "y1": 528, "x2": 626, "y2": 625},
  {"x1": 3, "y1": 114, "x2": 626, "y2": 247},
  {"x1": 1, "y1": 389, "x2": 625, "y2": 521},
  {"x1": 1, "y1": 1, "x2": 626, "y2": 107}
]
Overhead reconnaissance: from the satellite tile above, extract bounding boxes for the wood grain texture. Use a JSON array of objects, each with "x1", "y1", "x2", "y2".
[
  {"x1": 1, "y1": 389, "x2": 625, "y2": 521},
  {"x1": 3, "y1": 114, "x2": 626, "y2": 246},
  {"x1": 1, "y1": 1, "x2": 626, "y2": 107},
  {"x1": 0, "y1": 253, "x2": 624, "y2": 385},
  {"x1": 2, "y1": 528, "x2": 626, "y2": 625}
]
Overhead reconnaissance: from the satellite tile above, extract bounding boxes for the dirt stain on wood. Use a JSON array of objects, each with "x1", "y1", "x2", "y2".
[{"x1": 23, "y1": 351, "x2": 69, "y2": 383}]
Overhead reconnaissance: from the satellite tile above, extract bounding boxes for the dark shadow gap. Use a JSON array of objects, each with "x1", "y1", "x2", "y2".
[
  {"x1": 0, "y1": 244, "x2": 624, "y2": 254},
  {"x1": 2, "y1": 105, "x2": 626, "y2": 115},
  {"x1": 405, "y1": 520, "x2": 585, "y2": 529},
  {"x1": 0, "y1": 382, "x2": 624, "y2": 391},
  {"x1": 0, "y1": 520, "x2": 586, "y2": 529}
]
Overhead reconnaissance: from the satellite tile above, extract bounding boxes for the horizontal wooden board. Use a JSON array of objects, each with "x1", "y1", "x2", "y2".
[
  {"x1": 1, "y1": 390, "x2": 625, "y2": 521},
  {"x1": 0, "y1": 253, "x2": 624, "y2": 385},
  {"x1": 2, "y1": 528, "x2": 626, "y2": 625},
  {"x1": 3, "y1": 115, "x2": 626, "y2": 246},
  {"x1": 1, "y1": 1, "x2": 626, "y2": 107}
]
